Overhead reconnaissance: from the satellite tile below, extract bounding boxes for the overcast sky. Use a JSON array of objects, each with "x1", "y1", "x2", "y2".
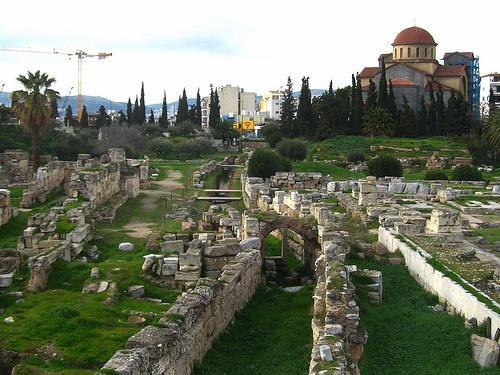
[{"x1": 0, "y1": 0, "x2": 497, "y2": 104}]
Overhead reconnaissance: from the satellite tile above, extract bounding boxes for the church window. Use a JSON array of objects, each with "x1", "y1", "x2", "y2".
[
  {"x1": 416, "y1": 47, "x2": 420, "y2": 57},
  {"x1": 394, "y1": 49, "x2": 397, "y2": 58},
  {"x1": 400, "y1": 48, "x2": 403, "y2": 58},
  {"x1": 425, "y1": 48, "x2": 428, "y2": 57},
  {"x1": 408, "y1": 47, "x2": 411, "y2": 58}
]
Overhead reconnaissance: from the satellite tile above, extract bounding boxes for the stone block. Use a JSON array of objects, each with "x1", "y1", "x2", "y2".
[
  {"x1": 471, "y1": 334, "x2": 499, "y2": 368},
  {"x1": 160, "y1": 240, "x2": 184, "y2": 254},
  {"x1": 239, "y1": 237, "x2": 260, "y2": 251}
]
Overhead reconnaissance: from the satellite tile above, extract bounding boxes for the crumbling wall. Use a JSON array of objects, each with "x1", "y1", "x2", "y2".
[
  {"x1": 20, "y1": 162, "x2": 69, "y2": 207},
  {"x1": 0, "y1": 150, "x2": 30, "y2": 185},
  {"x1": 270, "y1": 172, "x2": 330, "y2": 191},
  {"x1": 101, "y1": 249, "x2": 261, "y2": 375},
  {"x1": 0, "y1": 189, "x2": 17, "y2": 227}
]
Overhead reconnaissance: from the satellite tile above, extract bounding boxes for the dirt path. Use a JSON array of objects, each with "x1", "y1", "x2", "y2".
[{"x1": 124, "y1": 169, "x2": 184, "y2": 238}]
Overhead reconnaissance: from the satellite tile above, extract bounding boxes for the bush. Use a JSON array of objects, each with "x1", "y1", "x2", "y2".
[
  {"x1": 170, "y1": 121, "x2": 196, "y2": 137},
  {"x1": 143, "y1": 124, "x2": 164, "y2": 138},
  {"x1": 262, "y1": 123, "x2": 282, "y2": 148},
  {"x1": 275, "y1": 139, "x2": 307, "y2": 161},
  {"x1": 347, "y1": 151, "x2": 365, "y2": 163},
  {"x1": 149, "y1": 137, "x2": 174, "y2": 158},
  {"x1": 248, "y1": 149, "x2": 291, "y2": 179},
  {"x1": 424, "y1": 169, "x2": 448, "y2": 180},
  {"x1": 176, "y1": 138, "x2": 213, "y2": 158},
  {"x1": 367, "y1": 155, "x2": 402, "y2": 178},
  {"x1": 451, "y1": 164, "x2": 483, "y2": 181}
]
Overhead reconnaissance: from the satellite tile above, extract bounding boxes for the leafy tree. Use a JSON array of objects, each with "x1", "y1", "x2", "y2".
[
  {"x1": 262, "y1": 122, "x2": 282, "y2": 147},
  {"x1": 11, "y1": 70, "x2": 59, "y2": 170},
  {"x1": 195, "y1": 89, "x2": 202, "y2": 127},
  {"x1": 248, "y1": 148, "x2": 292, "y2": 179},
  {"x1": 176, "y1": 88, "x2": 189, "y2": 124},
  {"x1": 80, "y1": 105, "x2": 89, "y2": 128},
  {"x1": 281, "y1": 76, "x2": 295, "y2": 137},
  {"x1": 177, "y1": 138, "x2": 213, "y2": 158},
  {"x1": 366, "y1": 79, "x2": 378, "y2": 111},
  {"x1": 117, "y1": 110, "x2": 127, "y2": 126},
  {"x1": 126, "y1": 97, "x2": 133, "y2": 126},
  {"x1": 132, "y1": 96, "x2": 140, "y2": 124},
  {"x1": 296, "y1": 76, "x2": 315, "y2": 138},
  {"x1": 451, "y1": 164, "x2": 482, "y2": 181},
  {"x1": 159, "y1": 90, "x2": 169, "y2": 128},
  {"x1": 64, "y1": 105, "x2": 73, "y2": 127},
  {"x1": 367, "y1": 155, "x2": 403, "y2": 178},
  {"x1": 362, "y1": 107, "x2": 395, "y2": 137},
  {"x1": 0, "y1": 105, "x2": 11, "y2": 124},
  {"x1": 436, "y1": 85, "x2": 445, "y2": 135},
  {"x1": 314, "y1": 84, "x2": 350, "y2": 139},
  {"x1": 143, "y1": 123, "x2": 163, "y2": 138},
  {"x1": 398, "y1": 95, "x2": 416, "y2": 137},
  {"x1": 169, "y1": 120, "x2": 197, "y2": 137},
  {"x1": 148, "y1": 109, "x2": 155, "y2": 124},
  {"x1": 149, "y1": 137, "x2": 174, "y2": 158},
  {"x1": 378, "y1": 61, "x2": 389, "y2": 110},
  {"x1": 208, "y1": 87, "x2": 221, "y2": 128},
  {"x1": 416, "y1": 95, "x2": 428, "y2": 136},
  {"x1": 213, "y1": 119, "x2": 239, "y2": 144},
  {"x1": 139, "y1": 82, "x2": 146, "y2": 123},
  {"x1": 276, "y1": 139, "x2": 307, "y2": 161},
  {"x1": 95, "y1": 105, "x2": 111, "y2": 128},
  {"x1": 444, "y1": 90, "x2": 472, "y2": 136}
]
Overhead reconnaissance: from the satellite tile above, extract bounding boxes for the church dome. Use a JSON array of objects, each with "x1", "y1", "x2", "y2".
[{"x1": 392, "y1": 26, "x2": 436, "y2": 46}]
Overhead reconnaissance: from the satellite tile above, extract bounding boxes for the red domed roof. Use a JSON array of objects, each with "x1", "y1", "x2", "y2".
[{"x1": 392, "y1": 26, "x2": 436, "y2": 45}]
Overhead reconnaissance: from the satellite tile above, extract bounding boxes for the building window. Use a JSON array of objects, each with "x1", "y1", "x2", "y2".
[
  {"x1": 407, "y1": 47, "x2": 411, "y2": 58},
  {"x1": 496, "y1": 86, "x2": 500, "y2": 93},
  {"x1": 425, "y1": 48, "x2": 428, "y2": 58},
  {"x1": 394, "y1": 48, "x2": 397, "y2": 58},
  {"x1": 416, "y1": 47, "x2": 420, "y2": 58},
  {"x1": 431, "y1": 48, "x2": 434, "y2": 59},
  {"x1": 400, "y1": 48, "x2": 403, "y2": 59}
]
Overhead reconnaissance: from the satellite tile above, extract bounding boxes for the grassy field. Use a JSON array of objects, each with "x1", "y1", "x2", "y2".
[
  {"x1": 475, "y1": 227, "x2": 500, "y2": 245},
  {"x1": 193, "y1": 286, "x2": 313, "y2": 375},
  {"x1": 348, "y1": 255, "x2": 497, "y2": 375}
]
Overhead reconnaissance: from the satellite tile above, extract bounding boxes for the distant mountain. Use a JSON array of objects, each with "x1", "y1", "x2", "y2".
[{"x1": 0, "y1": 89, "x2": 326, "y2": 116}]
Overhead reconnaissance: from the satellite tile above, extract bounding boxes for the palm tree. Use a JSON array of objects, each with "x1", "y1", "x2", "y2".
[
  {"x1": 483, "y1": 109, "x2": 500, "y2": 150},
  {"x1": 11, "y1": 70, "x2": 59, "y2": 171},
  {"x1": 362, "y1": 107, "x2": 396, "y2": 137}
]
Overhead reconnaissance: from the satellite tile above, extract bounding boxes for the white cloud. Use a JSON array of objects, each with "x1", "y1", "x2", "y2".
[{"x1": 0, "y1": 0, "x2": 498, "y2": 104}]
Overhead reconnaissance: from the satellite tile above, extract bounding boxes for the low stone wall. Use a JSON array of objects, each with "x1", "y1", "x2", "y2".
[
  {"x1": 21, "y1": 162, "x2": 69, "y2": 207},
  {"x1": 378, "y1": 226, "x2": 500, "y2": 340},
  {"x1": 0, "y1": 150, "x2": 30, "y2": 185},
  {"x1": 270, "y1": 172, "x2": 330, "y2": 191},
  {"x1": 101, "y1": 248, "x2": 261, "y2": 375},
  {"x1": 0, "y1": 189, "x2": 17, "y2": 227}
]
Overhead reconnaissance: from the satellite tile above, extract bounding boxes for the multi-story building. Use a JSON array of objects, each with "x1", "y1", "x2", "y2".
[
  {"x1": 259, "y1": 89, "x2": 285, "y2": 120},
  {"x1": 485, "y1": 73, "x2": 500, "y2": 110}
]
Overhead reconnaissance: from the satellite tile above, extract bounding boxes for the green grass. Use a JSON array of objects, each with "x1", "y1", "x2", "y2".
[
  {"x1": 455, "y1": 195, "x2": 500, "y2": 205},
  {"x1": 193, "y1": 286, "x2": 313, "y2": 375},
  {"x1": 348, "y1": 255, "x2": 498, "y2": 375},
  {"x1": 8, "y1": 186, "x2": 25, "y2": 207},
  {"x1": 293, "y1": 161, "x2": 366, "y2": 180},
  {"x1": 475, "y1": 227, "x2": 500, "y2": 244}
]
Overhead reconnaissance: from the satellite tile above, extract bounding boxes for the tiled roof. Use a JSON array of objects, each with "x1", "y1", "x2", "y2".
[
  {"x1": 434, "y1": 65, "x2": 466, "y2": 77},
  {"x1": 360, "y1": 67, "x2": 381, "y2": 78},
  {"x1": 390, "y1": 78, "x2": 417, "y2": 86},
  {"x1": 393, "y1": 26, "x2": 436, "y2": 45}
]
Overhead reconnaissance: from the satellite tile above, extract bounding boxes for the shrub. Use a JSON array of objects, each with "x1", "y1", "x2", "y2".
[
  {"x1": 170, "y1": 121, "x2": 196, "y2": 137},
  {"x1": 248, "y1": 149, "x2": 291, "y2": 178},
  {"x1": 367, "y1": 155, "x2": 402, "y2": 178},
  {"x1": 451, "y1": 164, "x2": 483, "y2": 181},
  {"x1": 362, "y1": 107, "x2": 395, "y2": 137},
  {"x1": 276, "y1": 139, "x2": 307, "y2": 161},
  {"x1": 149, "y1": 137, "x2": 174, "y2": 158},
  {"x1": 424, "y1": 169, "x2": 448, "y2": 180},
  {"x1": 262, "y1": 123, "x2": 282, "y2": 148},
  {"x1": 347, "y1": 151, "x2": 365, "y2": 163},
  {"x1": 176, "y1": 138, "x2": 213, "y2": 158}
]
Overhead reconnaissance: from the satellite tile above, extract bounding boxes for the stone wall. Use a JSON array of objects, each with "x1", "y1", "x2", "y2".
[
  {"x1": 270, "y1": 172, "x2": 330, "y2": 191},
  {"x1": 20, "y1": 162, "x2": 69, "y2": 207},
  {"x1": 378, "y1": 226, "x2": 500, "y2": 340},
  {"x1": 101, "y1": 248, "x2": 261, "y2": 375},
  {"x1": 0, "y1": 150, "x2": 30, "y2": 185},
  {"x1": 0, "y1": 189, "x2": 17, "y2": 227}
]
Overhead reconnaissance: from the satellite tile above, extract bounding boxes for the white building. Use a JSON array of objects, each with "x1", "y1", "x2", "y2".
[{"x1": 259, "y1": 89, "x2": 284, "y2": 120}]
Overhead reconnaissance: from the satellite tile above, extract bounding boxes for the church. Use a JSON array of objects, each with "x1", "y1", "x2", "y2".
[{"x1": 360, "y1": 26, "x2": 480, "y2": 116}]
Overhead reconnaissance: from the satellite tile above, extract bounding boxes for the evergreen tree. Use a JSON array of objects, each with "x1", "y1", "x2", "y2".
[
  {"x1": 445, "y1": 91, "x2": 472, "y2": 136},
  {"x1": 176, "y1": 88, "x2": 189, "y2": 124},
  {"x1": 64, "y1": 105, "x2": 73, "y2": 126},
  {"x1": 427, "y1": 83, "x2": 437, "y2": 135},
  {"x1": 378, "y1": 61, "x2": 389, "y2": 110},
  {"x1": 436, "y1": 85, "x2": 445, "y2": 135},
  {"x1": 117, "y1": 110, "x2": 127, "y2": 126},
  {"x1": 95, "y1": 105, "x2": 111, "y2": 128},
  {"x1": 80, "y1": 105, "x2": 89, "y2": 128},
  {"x1": 139, "y1": 82, "x2": 146, "y2": 123},
  {"x1": 50, "y1": 98, "x2": 58, "y2": 119},
  {"x1": 132, "y1": 96, "x2": 140, "y2": 124},
  {"x1": 366, "y1": 79, "x2": 378, "y2": 111},
  {"x1": 399, "y1": 95, "x2": 416, "y2": 137},
  {"x1": 159, "y1": 91, "x2": 169, "y2": 128},
  {"x1": 208, "y1": 87, "x2": 221, "y2": 128},
  {"x1": 417, "y1": 95, "x2": 428, "y2": 136},
  {"x1": 195, "y1": 89, "x2": 202, "y2": 127},
  {"x1": 388, "y1": 80, "x2": 397, "y2": 122},
  {"x1": 328, "y1": 80, "x2": 334, "y2": 95},
  {"x1": 489, "y1": 88, "x2": 496, "y2": 112},
  {"x1": 355, "y1": 73, "x2": 364, "y2": 133},
  {"x1": 297, "y1": 76, "x2": 315, "y2": 138},
  {"x1": 126, "y1": 97, "x2": 133, "y2": 126},
  {"x1": 281, "y1": 76, "x2": 295, "y2": 137},
  {"x1": 148, "y1": 109, "x2": 155, "y2": 124}
]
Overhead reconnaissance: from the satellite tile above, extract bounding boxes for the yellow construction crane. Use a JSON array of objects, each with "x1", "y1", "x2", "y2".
[{"x1": 0, "y1": 47, "x2": 112, "y2": 119}]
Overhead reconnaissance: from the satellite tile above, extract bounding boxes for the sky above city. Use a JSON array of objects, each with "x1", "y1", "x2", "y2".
[{"x1": 0, "y1": 0, "x2": 498, "y2": 104}]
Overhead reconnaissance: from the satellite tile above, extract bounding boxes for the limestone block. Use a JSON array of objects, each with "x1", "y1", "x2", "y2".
[
  {"x1": 179, "y1": 248, "x2": 202, "y2": 267},
  {"x1": 239, "y1": 237, "x2": 260, "y2": 251},
  {"x1": 161, "y1": 257, "x2": 178, "y2": 276},
  {"x1": 175, "y1": 269, "x2": 201, "y2": 281},
  {"x1": 359, "y1": 183, "x2": 377, "y2": 193},
  {"x1": 160, "y1": 240, "x2": 184, "y2": 254},
  {"x1": 128, "y1": 285, "x2": 145, "y2": 298},
  {"x1": 70, "y1": 224, "x2": 91, "y2": 243},
  {"x1": 119, "y1": 242, "x2": 135, "y2": 252},
  {"x1": 203, "y1": 256, "x2": 228, "y2": 271},
  {"x1": 204, "y1": 244, "x2": 241, "y2": 257},
  {"x1": 471, "y1": 334, "x2": 499, "y2": 368},
  {"x1": 0, "y1": 273, "x2": 13, "y2": 288},
  {"x1": 492, "y1": 185, "x2": 500, "y2": 194},
  {"x1": 388, "y1": 182, "x2": 406, "y2": 193},
  {"x1": 417, "y1": 184, "x2": 430, "y2": 195},
  {"x1": 404, "y1": 183, "x2": 419, "y2": 194}
]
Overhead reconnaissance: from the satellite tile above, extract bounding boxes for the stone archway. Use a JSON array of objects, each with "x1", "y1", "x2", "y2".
[{"x1": 258, "y1": 216, "x2": 319, "y2": 271}]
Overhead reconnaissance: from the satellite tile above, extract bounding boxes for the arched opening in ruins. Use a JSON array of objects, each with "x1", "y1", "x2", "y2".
[{"x1": 258, "y1": 216, "x2": 319, "y2": 286}]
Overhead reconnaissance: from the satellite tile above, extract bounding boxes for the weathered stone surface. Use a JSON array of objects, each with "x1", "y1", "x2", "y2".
[
  {"x1": 128, "y1": 285, "x2": 145, "y2": 298},
  {"x1": 119, "y1": 242, "x2": 134, "y2": 252},
  {"x1": 471, "y1": 334, "x2": 499, "y2": 368},
  {"x1": 239, "y1": 237, "x2": 260, "y2": 250}
]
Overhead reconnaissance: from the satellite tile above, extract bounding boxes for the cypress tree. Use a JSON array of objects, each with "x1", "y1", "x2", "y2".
[
  {"x1": 133, "y1": 96, "x2": 140, "y2": 124},
  {"x1": 427, "y1": 83, "x2": 437, "y2": 135},
  {"x1": 388, "y1": 80, "x2": 397, "y2": 122},
  {"x1": 281, "y1": 76, "x2": 295, "y2": 137},
  {"x1": 195, "y1": 89, "x2": 202, "y2": 127},
  {"x1": 139, "y1": 82, "x2": 146, "y2": 123},
  {"x1": 417, "y1": 95, "x2": 428, "y2": 137},
  {"x1": 436, "y1": 85, "x2": 445, "y2": 135},
  {"x1": 349, "y1": 74, "x2": 359, "y2": 134},
  {"x1": 117, "y1": 110, "x2": 127, "y2": 125},
  {"x1": 148, "y1": 109, "x2": 155, "y2": 124},
  {"x1": 64, "y1": 105, "x2": 73, "y2": 126},
  {"x1": 355, "y1": 74, "x2": 364, "y2": 133},
  {"x1": 328, "y1": 80, "x2": 334, "y2": 95},
  {"x1": 50, "y1": 98, "x2": 58, "y2": 119},
  {"x1": 399, "y1": 95, "x2": 416, "y2": 137},
  {"x1": 126, "y1": 97, "x2": 133, "y2": 126},
  {"x1": 176, "y1": 88, "x2": 189, "y2": 124},
  {"x1": 80, "y1": 105, "x2": 89, "y2": 128},
  {"x1": 378, "y1": 61, "x2": 389, "y2": 110},
  {"x1": 208, "y1": 87, "x2": 221, "y2": 128},
  {"x1": 95, "y1": 105, "x2": 110, "y2": 128},
  {"x1": 159, "y1": 90, "x2": 169, "y2": 128},
  {"x1": 297, "y1": 76, "x2": 315, "y2": 138},
  {"x1": 366, "y1": 79, "x2": 378, "y2": 111}
]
